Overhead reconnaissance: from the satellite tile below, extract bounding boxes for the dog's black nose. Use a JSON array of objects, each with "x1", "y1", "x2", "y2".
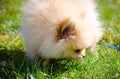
[{"x1": 83, "y1": 56, "x2": 85, "y2": 58}]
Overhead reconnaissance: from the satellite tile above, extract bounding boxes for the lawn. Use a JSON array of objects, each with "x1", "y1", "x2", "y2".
[{"x1": 0, "y1": 0, "x2": 120, "y2": 79}]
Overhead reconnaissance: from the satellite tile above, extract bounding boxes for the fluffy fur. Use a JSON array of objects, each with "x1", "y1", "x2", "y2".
[{"x1": 21, "y1": 0, "x2": 102, "y2": 59}]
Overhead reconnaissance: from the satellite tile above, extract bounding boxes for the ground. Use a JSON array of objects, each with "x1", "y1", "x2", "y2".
[{"x1": 0, "y1": 0, "x2": 120, "y2": 79}]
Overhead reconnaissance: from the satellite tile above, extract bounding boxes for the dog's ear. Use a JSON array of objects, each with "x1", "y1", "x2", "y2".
[{"x1": 57, "y1": 18, "x2": 76, "y2": 40}]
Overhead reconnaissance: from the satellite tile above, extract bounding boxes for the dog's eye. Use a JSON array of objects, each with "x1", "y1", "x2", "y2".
[{"x1": 74, "y1": 49, "x2": 80, "y2": 53}]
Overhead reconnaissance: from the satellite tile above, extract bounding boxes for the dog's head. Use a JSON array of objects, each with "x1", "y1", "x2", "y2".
[{"x1": 42, "y1": 17, "x2": 102, "y2": 59}]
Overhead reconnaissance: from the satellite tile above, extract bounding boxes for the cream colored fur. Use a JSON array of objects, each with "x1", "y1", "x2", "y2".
[{"x1": 21, "y1": 0, "x2": 102, "y2": 59}]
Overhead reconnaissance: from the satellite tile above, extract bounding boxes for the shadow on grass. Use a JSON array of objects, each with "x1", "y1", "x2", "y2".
[
  {"x1": 0, "y1": 45, "x2": 25, "y2": 79},
  {"x1": 0, "y1": 45, "x2": 72, "y2": 79}
]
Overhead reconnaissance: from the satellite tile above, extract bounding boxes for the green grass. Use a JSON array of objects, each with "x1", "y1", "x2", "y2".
[{"x1": 0, "y1": 0, "x2": 120, "y2": 79}]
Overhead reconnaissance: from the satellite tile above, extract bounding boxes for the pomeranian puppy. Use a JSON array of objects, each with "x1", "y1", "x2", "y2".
[{"x1": 21, "y1": 0, "x2": 102, "y2": 60}]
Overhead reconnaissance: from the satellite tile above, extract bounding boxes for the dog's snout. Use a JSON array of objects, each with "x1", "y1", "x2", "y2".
[
  {"x1": 78, "y1": 54, "x2": 85, "y2": 59},
  {"x1": 77, "y1": 48, "x2": 86, "y2": 58}
]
